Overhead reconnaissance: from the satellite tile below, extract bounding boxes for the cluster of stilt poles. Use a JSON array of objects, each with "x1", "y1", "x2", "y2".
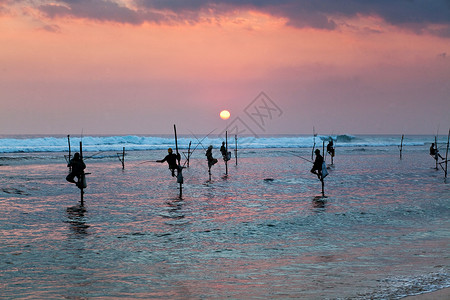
[{"x1": 66, "y1": 128, "x2": 450, "y2": 205}]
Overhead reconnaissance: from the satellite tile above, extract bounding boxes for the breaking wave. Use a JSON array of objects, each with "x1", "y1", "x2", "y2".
[{"x1": 0, "y1": 134, "x2": 435, "y2": 153}]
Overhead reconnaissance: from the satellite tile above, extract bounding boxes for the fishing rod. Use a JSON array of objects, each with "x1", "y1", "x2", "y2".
[
  {"x1": 178, "y1": 128, "x2": 217, "y2": 169},
  {"x1": 288, "y1": 150, "x2": 314, "y2": 163},
  {"x1": 188, "y1": 128, "x2": 216, "y2": 152},
  {"x1": 138, "y1": 160, "x2": 157, "y2": 165}
]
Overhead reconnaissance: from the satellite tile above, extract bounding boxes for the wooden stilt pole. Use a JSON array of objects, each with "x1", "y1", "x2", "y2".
[
  {"x1": 399, "y1": 134, "x2": 404, "y2": 160},
  {"x1": 322, "y1": 141, "x2": 326, "y2": 163},
  {"x1": 225, "y1": 131, "x2": 228, "y2": 175},
  {"x1": 321, "y1": 178, "x2": 325, "y2": 197},
  {"x1": 67, "y1": 135, "x2": 72, "y2": 171},
  {"x1": 174, "y1": 124, "x2": 182, "y2": 198},
  {"x1": 435, "y1": 136, "x2": 439, "y2": 170},
  {"x1": 445, "y1": 129, "x2": 449, "y2": 180},
  {"x1": 67, "y1": 135, "x2": 71, "y2": 160},
  {"x1": 234, "y1": 135, "x2": 238, "y2": 166},
  {"x1": 187, "y1": 141, "x2": 191, "y2": 168},
  {"x1": 122, "y1": 147, "x2": 125, "y2": 169},
  {"x1": 79, "y1": 141, "x2": 84, "y2": 206},
  {"x1": 311, "y1": 127, "x2": 316, "y2": 161}
]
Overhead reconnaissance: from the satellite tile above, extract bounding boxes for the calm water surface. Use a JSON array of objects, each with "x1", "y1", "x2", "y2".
[{"x1": 1, "y1": 147, "x2": 449, "y2": 299}]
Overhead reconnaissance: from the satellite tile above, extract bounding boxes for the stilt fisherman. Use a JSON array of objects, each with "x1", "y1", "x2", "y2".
[
  {"x1": 157, "y1": 148, "x2": 181, "y2": 177},
  {"x1": 311, "y1": 149, "x2": 325, "y2": 180},
  {"x1": 206, "y1": 145, "x2": 218, "y2": 173},
  {"x1": 66, "y1": 152, "x2": 86, "y2": 188}
]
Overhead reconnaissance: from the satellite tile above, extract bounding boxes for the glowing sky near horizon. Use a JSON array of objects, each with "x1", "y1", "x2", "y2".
[{"x1": 0, "y1": 0, "x2": 449, "y2": 135}]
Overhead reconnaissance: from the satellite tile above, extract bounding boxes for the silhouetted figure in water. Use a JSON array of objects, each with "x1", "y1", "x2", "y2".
[
  {"x1": 206, "y1": 145, "x2": 218, "y2": 172},
  {"x1": 327, "y1": 140, "x2": 335, "y2": 158},
  {"x1": 66, "y1": 152, "x2": 86, "y2": 188},
  {"x1": 430, "y1": 143, "x2": 444, "y2": 160},
  {"x1": 157, "y1": 148, "x2": 181, "y2": 177},
  {"x1": 311, "y1": 149, "x2": 324, "y2": 180}
]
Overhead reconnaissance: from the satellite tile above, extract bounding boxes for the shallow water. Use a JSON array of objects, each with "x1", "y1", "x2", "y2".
[{"x1": 1, "y1": 147, "x2": 449, "y2": 299}]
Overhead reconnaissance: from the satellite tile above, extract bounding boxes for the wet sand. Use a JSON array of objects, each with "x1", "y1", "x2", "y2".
[{"x1": 402, "y1": 287, "x2": 450, "y2": 299}]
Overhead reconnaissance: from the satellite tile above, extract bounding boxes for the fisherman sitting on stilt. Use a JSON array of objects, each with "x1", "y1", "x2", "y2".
[
  {"x1": 206, "y1": 145, "x2": 218, "y2": 173},
  {"x1": 220, "y1": 141, "x2": 231, "y2": 162},
  {"x1": 327, "y1": 140, "x2": 335, "y2": 158},
  {"x1": 66, "y1": 152, "x2": 86, "y2": 188},
  {"x1": 311, "y1": 149, "x2": 324, "y2": 180},
  {"x1": 430, "y1": 143, "x2": 444, "y2": 160},
  {"x1": 157, "y1": 148, "x2": 181, "y2": 177}
]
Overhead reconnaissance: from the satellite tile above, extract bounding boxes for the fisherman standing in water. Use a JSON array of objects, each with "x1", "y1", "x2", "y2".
[
  {"x1": 429, "y1": 143, "x2": 444, "y2": 160},
  {"x1": 157, "y1": 148, "x2": 180, "y2": 177},
  {"x1": 310, "y1": 149, "x2": 324, "y2": 180},
  {"x1": 66, "y1": 152, "x2": 86, "y2": 188},
  {"x1": 206, "y1": 145, "x2": 218, "y2": 173}
]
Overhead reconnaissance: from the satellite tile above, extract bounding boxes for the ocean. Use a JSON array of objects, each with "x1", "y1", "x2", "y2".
[{"x1": 0, "y1": 134, "x2": 449, "y2": 299}]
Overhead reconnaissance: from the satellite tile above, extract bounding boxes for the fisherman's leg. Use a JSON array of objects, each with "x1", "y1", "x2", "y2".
[
  {"x1": 66, "y1": 173, "x2": 76, "y2": 183},
  {"x1": 75, "y1": 175, "x2": 82, "y2": 188}
]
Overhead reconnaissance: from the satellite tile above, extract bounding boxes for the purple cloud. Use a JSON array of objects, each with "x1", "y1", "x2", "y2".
[{"x1": 33, "y1": 0, "x2": 450, "y2": 36}]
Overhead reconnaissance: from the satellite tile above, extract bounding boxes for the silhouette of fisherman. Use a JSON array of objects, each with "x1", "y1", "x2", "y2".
[
  {"x1": 310, "y1": 149, "x2": 324, "y2": 180},
  {"x1": 327, "y1": 140, "x2": 335, "y2": 157},
  {"x1": 66, "y1": 152, "x2": 86, "y2": 188},
  {"x1": 220, "y1": 141, "x2": 229, "y2": 161},
  {"x1": 429, "y1": 143, "x2": 444, "y2": 160},
  {"x1": 157, "y1": 148, "x2": 181, "y2": 177},
  {"x1": 206, "y1": 145, "x2": 218, "y2": 172}
]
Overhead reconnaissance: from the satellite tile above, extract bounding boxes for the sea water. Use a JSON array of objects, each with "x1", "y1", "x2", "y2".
[{"x1": 0, "y1": 135, "x2": 449, "y2": 299}]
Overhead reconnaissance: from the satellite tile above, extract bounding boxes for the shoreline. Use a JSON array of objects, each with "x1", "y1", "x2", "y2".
[{"x1": 402, "y1": 287, "x2": 450, "y2": 299}]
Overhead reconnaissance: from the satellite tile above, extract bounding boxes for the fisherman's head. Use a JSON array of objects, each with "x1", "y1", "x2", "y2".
[
  {"x1": 315, "y1": 149, "x2": 320, "y2": 155},
  {"x1": 168, "y1": 148, "x2": 173, "y2": 153},
  {"x1": 73, "y1": 152, "x2": 80, "y2": 159},
  {"x1": 208, "y1": 145, "x2": 213, "y2": 150},
  {"x1": 222, "y1": 142, "x2": 225, "y2": 145}
]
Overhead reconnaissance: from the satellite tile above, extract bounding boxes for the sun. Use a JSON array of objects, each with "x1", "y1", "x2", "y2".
[{"x1": 220, "y1": 110, "x2": 231, "y2": 120}]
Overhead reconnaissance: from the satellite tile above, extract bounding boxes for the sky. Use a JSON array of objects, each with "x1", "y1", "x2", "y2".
[{"x1": 1, "y1": 0, "x2": 449, "y2": 136}]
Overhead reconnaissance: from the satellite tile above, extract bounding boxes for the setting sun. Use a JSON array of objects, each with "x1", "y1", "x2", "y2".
[{"x1": 220, "y1": 110, "x2": 231, "y2": 120}]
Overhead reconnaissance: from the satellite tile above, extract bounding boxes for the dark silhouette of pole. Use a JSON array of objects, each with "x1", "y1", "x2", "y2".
[
  {"x1": 321, "y1": 177, "x2": 325, "y2": 197},
  {"x1": 174, "y1": 124, "x2": 182, "y2": 198},
  {"x1": 79, "y1": 141, "x2": 84, "y2": 206},
  {"x1": 311, "y1": 127, "x2": 316, "y2": 160},
  {"x1": 445, "y1": 129, "x2": 449, "y2": 180},
  {"x1": 234, "y1": 135, "x2": 238, "y2": 166},
  {"x1": 399, "y1": 134, "x2": 404, "y2": 160},
  {"x1": 67, "y1": 135, "x2": 71, "y2": 162},
  {"x1": 121, "y1": 147, "x2": 125, "y2": 169},
  {"x1": 435, "y1": 136, "x2": 439, "y2": 170},
  {"x1": 225, "y1": 131, "x2": 228, "y2": 175},
  {"x1": 187, "y1": 141, "x2": 191, "y2": 168}
]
